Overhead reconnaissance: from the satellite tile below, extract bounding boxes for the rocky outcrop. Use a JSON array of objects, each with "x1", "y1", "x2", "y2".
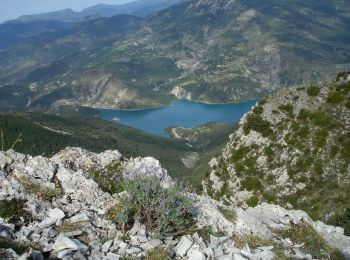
[
  {"x1": 0, "y1": 147, "x2": 349, "y2": 259},
  {"x1": 205, "y1": 77, "x2": 350, "y2": 218}
]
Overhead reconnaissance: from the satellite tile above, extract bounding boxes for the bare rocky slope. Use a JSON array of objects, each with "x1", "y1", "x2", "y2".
[
  {"x1": 204, "y1": 73, "x2": 350, "y2": 239},
  {"x1": 0, "y1": 145, "x2": 350, "y2": 259}
]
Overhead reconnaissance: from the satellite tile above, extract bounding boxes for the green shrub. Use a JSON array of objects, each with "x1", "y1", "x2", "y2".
[
  {"x1": 336, "y1": 71, "x2": 350, "y2": 81},
  {"x1": 146, "y1": 247, "x2": 170, "y2": 260},
  {"x1": 240, "y1": 177, "x2": 261, "y2": 192},
  {"x1": 243, "y1": 113, "x2": 273, "y2": 138},
  {"x1": 235, "y1": 162, "x2": 245, "y2": 176},
  {"x1": 275, "y1": 224, "x2": 344, "y2": 259},
  {"x1": 330, "y1": 145, "x2": 339, "y2": 158},
  {"x1": 298, "y1": 109, "x2": 311, "y2": 121},
  {"x1": 107, "y1": 177, "x2": 193, "y2": 237},
  {"x1": 296, "y1": 126, "x2": 309, "y2": 139},
  {"x1": 264, "y1": 146, "x2": 275, "y2": 162},
  {"x1": 307, "y1": 86, "x2": 320, "y2": 96},
  {"x1": 218, "y1": 206, "x2": 236, "y2": 223},
  {"x1": 346, "y1": 100, "x2": 350, "y2": 109},
  {"x1": 314, "y1": 159, "x2": 324, "y2": 175},
  {"x1": 327, "y1": 91, "x2": 345, "y2": 104},
  {"x1": 0, "y1": 239, "x2": 30, "y2": 256},
  {"x1": 314, "y1": 128, "x2": 329, "y2": 147},
  {"x1": 340, "y1": 82, "x2": 350, "y2": 95},
  {"x1": 88, "y1": 161, "x2": 124, "y2": 194},
  {"x1": 17, "y1": 177, "x2": 62, "y2": 201},
  {"x1": 311, "y1": 111, "x2": 334, "y2": 129},
  {"x1": 57, "y1": 222, "x2": 85, "y2": 234},
  {"x1": 295, "y1": 157, "x2": 313, "y2": 173},
  {"x1": 339, "y1": 132, "x2": 350, "y2": 161},
  {"x1": 231, "y1": 146, "x2": 250, "y2": 162},
  {"x1": 278, "y1": 104, "x2": 294, "y2": 117},
  {"x1": 329, "y1": 208, "x2": 350, "y2": 236},
  {"x1": 246, "y1": 196, "x2": 259, "y2": 207},
  {"x1": 197, "y1": 226, "x2": 225, "y2": 242},
  {"x1": 0, "y1": 199, "x2": 29, "y2": 224},
  {"x1": 252, "y1": 106, "x2": 264, "y2": 115}
]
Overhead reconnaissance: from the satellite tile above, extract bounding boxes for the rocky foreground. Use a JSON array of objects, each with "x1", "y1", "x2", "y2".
[{"x1": 0, "y1": 147, "x2": 349, "y2": 259}]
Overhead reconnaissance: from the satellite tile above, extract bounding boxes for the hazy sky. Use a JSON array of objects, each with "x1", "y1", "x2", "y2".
[{"x1": 0, "y1": 0, "x2": 134, "y2": 23}]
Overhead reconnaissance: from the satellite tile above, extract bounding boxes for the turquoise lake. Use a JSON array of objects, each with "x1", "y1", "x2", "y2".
[{"x1": 98, "y1": 99, "x2": 257, "y2": 137}]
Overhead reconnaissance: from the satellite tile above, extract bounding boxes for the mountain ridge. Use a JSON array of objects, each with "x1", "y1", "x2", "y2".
[
  {"x1": 11, "y1": 0, "x2": 177, "y2": 23},
  {"x1": 0, "y1": 0, "x2": 350, "y2": 111}
]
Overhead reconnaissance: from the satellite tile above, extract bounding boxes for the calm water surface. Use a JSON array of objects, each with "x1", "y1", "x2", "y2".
[{"x1": 98, "y1": 99, "x2": 257, "y2": 137}]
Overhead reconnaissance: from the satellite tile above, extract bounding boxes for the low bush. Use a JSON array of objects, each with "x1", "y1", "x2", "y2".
[
  {"x1": 88, "y1": 160, "x2": 124, "y2": 194},
  {"x1": 346, "y1": 100, "x2": 350, "y2": 109},
  {"x1": 307, "y1": 86, "x2": 320, "y2": 96},
  {"x1": 275, "y1": 224, "x2": 343, "y2": 259},
  {"x1": 340, "y1": 82, "x2": 350, "y2": 95},
  {"x1": 252, "y1": 106, "x2": 264, "y2": 115},
  {"x1": 17, "y1": 177, "x2": 62, "y2": 201},
  {"x1": 339, "y1": 132, "x2": 350, "y2": 161},
  {"x1": 146, "y1": 247, "x2": 170, "y2": 260},
  {"x1": 278, "y1": 104, "x2": 294, "y2": 117},
  {"x1": 218, "y1": 206, "x2": 236, "y2": 223},
  {"x1": 231, "y1": 146, "x2": 250, "y2": 162},
  {"x1": 264, "y1": 146, "x2": 275, "y2": 162},
  {"x1": 327, "y1": 91, "x2": 345, "y2": 104},
  {"x1": 107, "y1": 177, "x2": 193, "y2": 237},
  {"x1": 298, "y1": 109, "x2": 311, "y2": 121},
  {"x1": 0, "y1": 199, "x2": 29, "y2": 224},
  {"x1": 240, "y1": 177, "x2": 261, "y2": 192},
  {"x1": 0, "y1": 239, "x2": 30, "y2": 257},
  {"x1": 57, "y1": 222, "x2": 85, "y2": 234},
  {"x1": 243, "y1": 113, "x2": 273, "y2": 138},
  {"x1": 197, "y1": 226, "x2": 225, "y2": 242},
  {"x1": 313, "y1": 128, "x2": 329, "y2": 147},
  {"x1": 246, "y1": 196, "x2": 259, "y2": 207},
  {"x1": 329, "y1": 208, "x2": 350, "y2": 236},
  {"x1": 311, "y1": 111, "x2": 334, "y2": 130},
  {"x1": 314, "y1": 159, "x2": 324, "y2": 175},
  {"x1": 336, "y1": 71, "x2": 350, "y2": 81}
]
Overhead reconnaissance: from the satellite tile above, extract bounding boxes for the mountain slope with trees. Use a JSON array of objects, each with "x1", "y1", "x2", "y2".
[{"x1": 1, "y1": 0, "x2": 350, "y2": 111}]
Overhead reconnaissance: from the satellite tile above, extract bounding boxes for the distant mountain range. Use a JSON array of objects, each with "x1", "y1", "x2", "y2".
[
  {"x1": 0, "y1": 0, "x2": 350, "y2": 111},
  {"x1": 0, "y1": 0, "x2": 176, "y2": 50},
  {"x1": 12, "y1": 0, "x2": 177, "y2": 23}
]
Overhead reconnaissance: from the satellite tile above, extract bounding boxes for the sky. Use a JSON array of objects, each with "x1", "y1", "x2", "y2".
[{"x1": 0, "y1": 0, "x2": 134, "y2": 23}]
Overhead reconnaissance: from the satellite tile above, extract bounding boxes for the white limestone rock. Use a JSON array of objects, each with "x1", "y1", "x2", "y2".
[
  {"x1": 102, "y1": 240, "x2": 114, "y2": 253},
  {"x1": 187, "y1": 244, "x2": 206, "y2": 260},
  {"x1": 52, "y1": 147, "x2": 122, "y2": 171},
  {"x1": 140, "y1": 239, "x2": 162, "y2": 251},
  {"x1": 53, "y1": 236, "x2": 79, "y2": 252},
  {"x1": 176, "y1": 235, "x2": 193, "y2": 257}
]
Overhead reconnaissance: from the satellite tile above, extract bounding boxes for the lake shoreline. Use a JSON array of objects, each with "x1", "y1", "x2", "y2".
[
  {"x1": 87, "y1": 97, "x2": 259, "y2": 113},
  {"x1": 96, "y1": 99, "x2": 257, "y2": 137}
]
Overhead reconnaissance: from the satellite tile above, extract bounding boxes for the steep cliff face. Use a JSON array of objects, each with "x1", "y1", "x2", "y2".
[
  {"x1": 204, "y1": 73, "x2": 350, "y2": 234},
  {"x1": 0, "y1": 147, "x2": 349, "y2": 259}
]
